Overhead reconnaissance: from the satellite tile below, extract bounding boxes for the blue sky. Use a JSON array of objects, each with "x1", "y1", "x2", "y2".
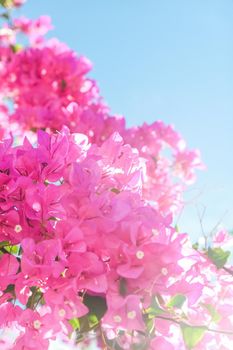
[{"x1": 20, "y1": 0, "x2": 233, "y2": 240}]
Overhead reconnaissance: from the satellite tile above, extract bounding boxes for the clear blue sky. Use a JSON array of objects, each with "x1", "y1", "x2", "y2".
[{"x1": 20, "y1": 0, "x2": 233, "y2": 240}]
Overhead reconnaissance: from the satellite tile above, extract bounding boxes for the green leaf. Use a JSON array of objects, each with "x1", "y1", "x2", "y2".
[
  {"x1": 202, "y1": 303, "x2": 221, "y2": 323},
  {"x1": 167, "y1": 294, "x2": 186, "y2": 309},
  {"x1": 192, "y1": 242, "x2": 199, "y2": 250},
  {"x1": 10, "y1": 44, "x2": 23, "y2": 53},
  {"x1": 4, "y1": 283, "x2": 15, "y2": 296},
  {"x1": 0, "y1": 0, "x2": 13, "y2": 8},
  {"x1": 4, "y1": 244, "x2": 20, "y2": 256},
  {"x1": 181, "y1": 325, "x2": 206, "y2": 349},
  {"x1": 0, "y1": 241, "x2": 9, "y2": 248},
  {"x1": 145, "y1": 297, "x2": 165, "y2": 318},
  {"x1": 69, "y1": 317, "x2": 80, "y2": 330},
  {"x1": 83, "y1": 294, "x2": 107, "y2": 320},
  {"x1": 88, "y1": 314, "x2": 99, "y2": 328},
  {"x1": 145, "y1": 306, "x2": 164, "y2": 318},
  {"x1": 145, "y1": 317, "x2": 155, "y2": 334},
  {"x1": 207, "y1": 247, "x2": 231, "y2": 269}
]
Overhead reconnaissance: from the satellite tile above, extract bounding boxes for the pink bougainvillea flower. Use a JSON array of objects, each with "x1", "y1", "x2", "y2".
[{"x1": 0, "y1": 7, "x2": 232, "y2": 350}]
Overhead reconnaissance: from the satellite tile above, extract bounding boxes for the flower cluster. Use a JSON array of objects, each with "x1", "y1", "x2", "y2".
[
  {"x1": 0, "y1": 7, "x2": 204, "y2": 215},
  {"x1": 0, "y1": 127, "x2": 231, "y2": 349},
  {"x1": 0, "y1": 2, "x2": 232, "y2": 350}
]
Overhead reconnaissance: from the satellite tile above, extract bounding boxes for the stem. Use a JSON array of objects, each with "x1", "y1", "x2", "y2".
[
  {"x1": 28, "y1": 288, "x2": 38, "y2": 309},
  {"x1": 223, "y1": 266, "x2": 233, "y2": 277},
  {"x1": 155, "y1": 315, "x2": 233, "y2": 336}
]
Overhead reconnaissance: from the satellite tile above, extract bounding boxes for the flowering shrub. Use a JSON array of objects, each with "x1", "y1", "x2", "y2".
[{"x1": 0, "y1": 1, "x2": 232, "y2": 349}]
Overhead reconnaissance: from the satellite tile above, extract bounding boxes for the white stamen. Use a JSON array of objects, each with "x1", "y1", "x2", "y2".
[
  {"x1": 113, "y1": 315, "x2": 122, "y2": 323},
  {"x1": 58, "y1": 309, "x2": 66, "y2": 318},
  {"x1": 152, "y1": 229, "x2": 159, "y2": 236},
  {"x1": 161, "y1": 267, "x2": 168, "y2": 276},
  {"x1": 33, "y1": 320, "x2": 41, "y2": 330},
  {"x1": 14, "y1": 224, "x2": 22, "y2": 233},
  {"x1": 127, "y1": 311, "x2": 136, "y2": 320},
  {"x1": 136, "y1": 250, "x2": 144, "y2": 260}
]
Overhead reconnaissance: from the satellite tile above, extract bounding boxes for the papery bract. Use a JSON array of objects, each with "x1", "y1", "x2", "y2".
[{"x1": 0, "y1": 3, "x2": 232, "y2": 350}]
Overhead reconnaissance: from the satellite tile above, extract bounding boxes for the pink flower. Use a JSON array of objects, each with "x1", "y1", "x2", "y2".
[
  {"x1": 13, "y1": 0, "x2": 26, "y2": 7},
  {"x1": 173, "y1": 149, "x2": 205, "y2": 184},
  {"x1": 13, "y1": 16, "x2": 53, "y2": 45},
  {"x1": 0, "y1": 7, "x2": 231, "y2": 350},
  {"x1": 103, "y1": 294, "x2": 145, "y2": 331},
  {"x1": 21, "y1": 238, "x2": 65, "y2": 278}
]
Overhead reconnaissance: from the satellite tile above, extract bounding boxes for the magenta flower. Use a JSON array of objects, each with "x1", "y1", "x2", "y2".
[{"x1": 0, "y1": 6, "x2": 232, "y2": 349}]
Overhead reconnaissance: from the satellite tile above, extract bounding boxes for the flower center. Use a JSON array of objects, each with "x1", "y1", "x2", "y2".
[
  {"x1": 161, "y1": 267, "x2": 168, "y2": 276},
  {"x1": 33, "y1": 320, "x2": 42, "y2": 330},
  {"x1": 58, "y1": 309, "x2": 66, "y2": 318},
  {"x1": 136, "y1": 250, "x2": 144, "y2": 259},
  {"x1": 127, "y1": 311, "x2": 136, "y2": 320},
  {"x1": 113, "y1": 315, "x2": 122, "y2": 323},
  {"x1": 14, "y1": 224, "x2": 22, "y2": 233}
]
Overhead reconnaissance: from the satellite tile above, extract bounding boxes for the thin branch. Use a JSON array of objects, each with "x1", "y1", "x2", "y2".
[
  {"x1": 196, "y1": 204, "x2": 208, "y2": 248},
  {"x1": 223, "y1": 266, "x2": 233, "y2": 277},
  {"x1": 209, "y1": 210, "x2": 229, "y2": 238},
  {"x1": 155, "y1": 315, "x2": 233, "y2": 336}
]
